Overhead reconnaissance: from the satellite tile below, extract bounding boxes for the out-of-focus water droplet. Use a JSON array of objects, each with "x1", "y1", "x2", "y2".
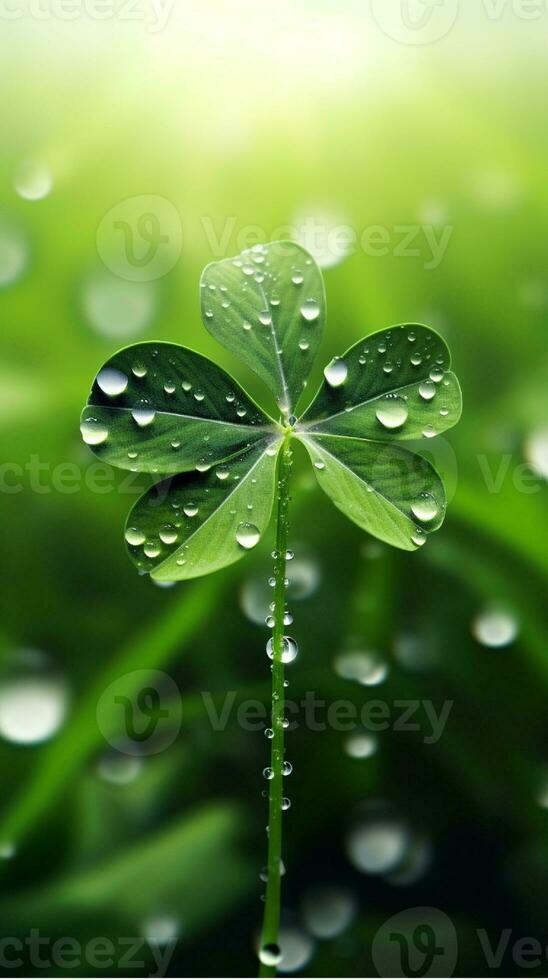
[
  {"x1": 347, "y1": 806, "x2": 409, "y2": 874},
  {"x1": 302, "y1": 887, "x2": 356, "y2": 939},
  {"x1": 125, "y1": 527, "x2": 146, "y2": 546},
  {"x1": 0, "y1": 226, "x2": 28, "y2": 287},
  {"x1": 96, "y1": 367, "x2": 128, "y2": 397},
  {"x1": 376, "y1": 396, "x2": 408, "y2": 430},
  {"x1": 300, "y1": 298, "x2": 320, "y2": 322},
  {"x1": 334, "y1": 651, "x2": 388, "y2": 686},
  {"x1": 324, "y1": 357, "x2": 348, "y2": 388},
  {"x1": 80, "y1": 418, "x2": 108, "y2": 446},
  {"x1": 471, "y1": 607, "x2": 519, "y2": 648},
  {"x1": 0, "y1": 650, "x2": 69, "y2": 745},
  {"x1": 236, "y1": 522, "x2": 260, "y2": 550},
  {"x1": 524, "y1": 427, "x2": 548, "y2": 479},
  {"x1": 0, "y1": 842, "x2": 16, "y2": 860},
  {"x1": 83, "y1": 274, "x2": 155, "y2": 340},
  {"x1": 141, "y1": 914, "x2": 180, "y2": 947},
  {"x1": 266, "y1": 636, "x2": 299, "y2": 664},
  {"x1": 419, "y1": 381, "x2": 436, "y2": 401},
  {"x1": 277, "y1": 928, "x2": 314, "y2": 973},
  {"x1": 13, "y1": 160, "x2": 53, "y2": 200},
  {"x1": 97, "y1": 751, "x2": 143, "y2": 785},
  {"x1": 345, "y1": 733, "x2": 378, "y2": 759},
  {"x1": 410, "y1": 493, "x2": 439, "y2": 522},
  {"x1": 258, "y1": 944, "x2": 282, "y2": 967}
]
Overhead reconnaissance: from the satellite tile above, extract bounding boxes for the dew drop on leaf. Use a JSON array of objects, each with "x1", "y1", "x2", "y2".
[
  {"x1": 324, "y1": 357, "x2": 348, "y2": 387},
  {"x1": 375, "y1": 396, "x2": 408, "y2": 430},
  {"x1": 259, "y1": 944, "x2": 281, "y2": 967},
  {"x1": 419, "y1": 381, "x2": 436, "y2": 401},
  {"x1": 96, "y1": 367, "x2": 128, "y2": 397},
  {"x1": 410, "y1": 493, "x2": 439, "y2": 522},
  {"x1": 300, "y1": 298, "x2": 320, "y2": 322},
  {"x1": 236, "y1": 522, "x2": 261, "y2": 550},
  {"x1": 125, "y1": 527, "x2": 146, "y2": 546},
  {"x1": 159, "y1": 524, "x2": 178, "y2": 545},
  {"x1": 183, "y1": 503, "x2": 198, "y2": 517},
  {"x1": 80, "y1": 418, "x2": 109, "y2": 446},
  {"x1": 131, "y1": 404, "x2": 156, "y2": 427},
  {"x1": 266, "y1": 636, "x2": 299, "y2": 664}
]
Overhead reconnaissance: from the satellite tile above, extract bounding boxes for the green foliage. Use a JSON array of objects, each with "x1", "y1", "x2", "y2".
[{"x1": 81, "y1": 243, "x2": 461, "y2": 579}]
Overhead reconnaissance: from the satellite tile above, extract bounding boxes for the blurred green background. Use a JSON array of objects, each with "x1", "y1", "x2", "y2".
[{"x1": 1, "y1": 1, "x2": 548, "y2": 976}]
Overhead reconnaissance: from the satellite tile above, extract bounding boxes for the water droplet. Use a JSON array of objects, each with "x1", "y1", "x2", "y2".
[
  {"x1": 411, "y1": 528, "x2": 427, "y2": 547},
  {"x1": 83, "y1": 274, "x2": 155, "y2": 340},
  {"x1": 524, "y1": 427, "x2": 548, "y2": 479},
  {"x1": 334, "y1": 651, "x2": 388, "y2": 686},
  {"x1": 345, "y1": 733, "x2": 378, "y2": 759},
  {"x1": 314, "y1": 460, "x2": 325, "y2": 471},
  {"x1": 216, "y1": 466, "x2": 229, "y2": 480},
  {"x1": 375, "y1": 397, "x2": 408, "y2": 430},
  {"x1": 429, "y1": 367, "x2": 444, "y2": 383},
  {"x1": 131, "y1": 404, "x2": 156, "y2": 427},
  {"x1": 96, "y1": 367, "x2": 128, "y2": 397},
  {"x1": 263, "y1": 767, "x2": 274, "y2": 780},
  {"x1": 0, "y1": 650, "x2": 68, "y2": 745},
  {"x1": 159, "y1": 524, "x2": 178, "y2": 545},
  {"x1": 324, "y1": 357, "x2": 348, "y2": 387},
  {"x1": 410, "y1": 353, "x2": 422, "y2": 367},
  {"x1": 194, "y1": 390, "x2": 205, "y2": 402},
  {"x1": 259, "y1": 311, "x2": 272, "y2": 326},
  {"x1": 266, "y1": 636, "x2": 299, "y2": 664},
  {"x1": 258, "y1": 944, "x2": 281, "y2": 967},
  {"x1": 299, "y1": 339, "x2": 310, "y2": 351},
  {"x1": 13, "y1": 160, "x2": 52, "y2": 200},
  {"x1": 277, "y1": 928, "x2": 314, "y2": 973},
  {"x1": 183, "y1": 503, "x2": 198, "y2": 517},
  {"x1": 125, "y1": 527, "x2": 146, "y2": 546},
  {"x1": 164, "y1": 381, "x2": 176, "y2": 395},
  {"x1": 236, "y1": 522, "x2": 260, "y2": 550},
  {"x1": 422, "y1": 424, "x2": 436, "y2": 438},
  {"x1": 347, "y1": 806, "x2": 409, "y2": 874},
  {"x1": 472, "y1": 607, "x2": 519, "y2": 648},
  {"x1": 419, "y1": 381, "x2": 436, "y2": 401},
  {"x1": 196, "y1": 461, "x2": 211, "y2": 472},
  {"x1": 302, "y1": 887, "x2": 356, "y2": 940},
  {"x1": 264, "y1": 728, "x2": 274, "y2": 739},
  {"x1": 182, "y1": 380, "x2": 192, "y2": 392},
  {"x1": 410, "y1": 493, "x2": 439, "y2": 522},
  {"x1": 142, "y1": 914, "x2": 180, "y2": 947},
  {"x1": 300, "y1": 298, "x2": 320, "y2": 322},
  {"x1": 281, "y1": 797, "x2": 291, "y2": 810},
  {"x1": 0, "y1": 225, "x2": 28, "y2": 287},
  {"x1": 282, "y1": 761, "x2": 293, "y2": 776},
  {"x1": 144, "y1": 541, "x2": 161, "y2": 558},
  {"x1": 80, "y1": 418, "x2": 108, "y2": 446},
  {"x1": 132, "y1": 362, "x2": 147, "y2": 378},
  {"x1": 97, "y1": 751, "x2": 143, "y2": 785},
  {"x1": 292, "y1": 271, "x2": 304, "y2": 285}
]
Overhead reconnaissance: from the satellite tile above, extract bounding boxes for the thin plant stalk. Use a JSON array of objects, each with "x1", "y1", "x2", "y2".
[{"x1": 259, "y1": 431, "x2": 293, "y2": 976}]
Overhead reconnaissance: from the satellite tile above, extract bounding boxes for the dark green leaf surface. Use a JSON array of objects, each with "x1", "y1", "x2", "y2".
[
  {"x1": 200, "y1": 241, "x2": 325, "y2": 415},
  {"x1": 125, "y1": 438, "x2": 281, "y2": 581},
  {"x1": 300, "y1": 433, "x2": 446, "y2": 551},
  {"x1": 300, "y1": 324, "x2": 461, "y2": 440},
  {"x1": 81, "y1": 342, "x2": 276, "y2": 474}
]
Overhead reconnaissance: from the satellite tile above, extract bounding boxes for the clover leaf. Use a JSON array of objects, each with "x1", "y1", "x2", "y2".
[{"x1": 80, "y1": 241, "x2": 462, "y2": 580}]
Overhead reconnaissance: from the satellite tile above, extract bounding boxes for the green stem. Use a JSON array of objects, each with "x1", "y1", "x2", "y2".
[{"x1": 259, "y1": 432, "x2": 293, "y2": 976}]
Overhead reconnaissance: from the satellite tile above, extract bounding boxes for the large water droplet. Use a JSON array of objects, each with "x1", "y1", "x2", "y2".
[
  {"x1": 300, "y1": 298, "x2": 320, "y2": 322},
  {"x1": 159, "y1": 524, "x2": 178, "y2": 545},
  {"x1": 236, "y1": 522, "x2": 260, "y2": 549},
  {"x1": 80, "y1": 417, "x2": 108, "y2": 446},
  {"x1": 324, "y1": 357, "x2": 348, "y2": 387},
  {"x1": 131, "y1": 404, "x2": 156, "y2": 427},
  {"x1": 375, "y1": 397, "x2": 408, "y2": 430},
  {"x1": 410, "y1": 493, "x2": 439, "y2": 522},
  {"x1": 258, "y1": 944, "x2": 281, "y2": 967},
  {"x1": 125, "y1": 527, "x2": 146, "y2": 546},
  {"x1": 183, "y1": 503, "x2": 198, "y2": 517},
  {"x1": 96, "y1": 367, "x2": 128, "y2": 397},
  {"x1": 266, "y1": 635, "x2": 299, "y2": 664},
  {"x1": 418, "y1": 381, "x2": 436, "y2": 401},
  {"x1": 471, "y1": 607, "x2": 519, "y2": 648}
]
